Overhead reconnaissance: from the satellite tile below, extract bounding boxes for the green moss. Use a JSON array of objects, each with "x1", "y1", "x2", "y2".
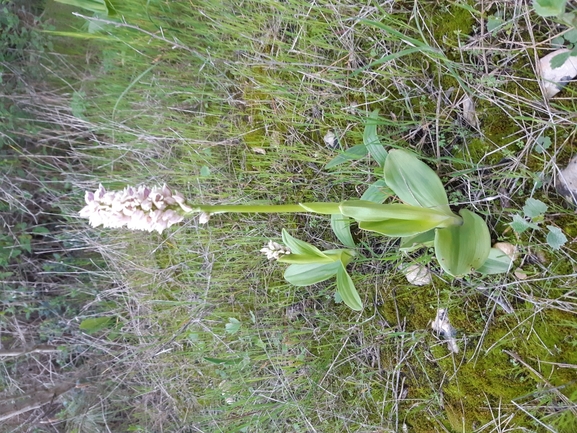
[{"x1": 432, "y1": 4, "x2": 475, "y2": 52}]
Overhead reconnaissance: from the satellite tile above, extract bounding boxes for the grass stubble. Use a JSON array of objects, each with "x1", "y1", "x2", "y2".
[{"x1": 4, "y1": 0, "x2": 577, "y2": 431}]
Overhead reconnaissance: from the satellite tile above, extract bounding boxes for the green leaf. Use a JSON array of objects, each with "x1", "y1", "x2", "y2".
[
  {"x1": 54, "y1": 0, "x2": 109, "y2": 14},
  {"x1": 79, "y1": 316, "x2": 114, "y2": 334},
  {"x1": 363, "y1": 110, "x2": 388, "y2": 167},
  {"x1": 434, "y1": 209, "x2": 491, "y2": 277},
  {"x1": 330, "y1": 214, "x2": 356, "y2": 248},
  {"x1": 225, "y1": 318, "x2": 241, "y2": 334},
  {"x1": 487, "y1": 15, "x2": 504, "y2": 33},
  {"x1": 360, "y1": 179, "x2": 392, "y2": 203},
  {"x1": 384, "y1": 149, "x2": 452, "y2": 214},
  {"x1": 277, "y1": 254, "x2": 334, "y2": 264},
  {"x1": 565, "y1": 28, "x2": 577, "y2": 43},
  {"x1": 200, "y1": 166, "x2": 211, "y2": 177},
  {"x1": 546, "y1": 226, "x2": 567, "y2": 250},
  {"x1": 523, "y1": 198, "x2": 548, "y2": 218},
  {"x1": 510, "y1": 214, "x2": 540, "y2": 234},
  {"x1": 283, "y1": 261, "x2": 341, "y2": 286},
  {"x1": 399, "y1": 230, "x2": 436, "y2": 252},
  {"x1": 550, "y1": 51, "x2": 571, "y2": 69},
  {"x1": 325, "y1": 144, "x2": 368, "y2": 169},
  {"x1": 32, "y1": 227, "x2": 50, "y2": 235},
  {"x1": 204, "y1": 357, "x2": 243, "y2": 365},
  {"x1": 359, "y1": 217, "x2": 454, "y2": 237},
  {"x1": 281, "y1": 229, "x2": 328, "y2": 258},
  {"x1": 336, "y1": 265, "x2": 363, "y2": 311},
  {"x1": 476, "y1": 248, "x2": 513, "y2": 275},
  {"x1": 534, "y1": 136, "x2": 551, "y2": 154},
  {"x1": 340, "y1": 200, "x2": 455, "y2": 222},
  {"x1": 533, "y1": 0, "x2": 567, "y2": 17}
]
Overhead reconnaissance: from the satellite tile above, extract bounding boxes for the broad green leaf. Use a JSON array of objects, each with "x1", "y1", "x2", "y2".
[
  {"x1": 360, "y1": 217, "x2": 454, "y2": 237},
  {"x1": 281, "y1": 229, "x2": 328, "y2": 258},
  {"x1": 510, "y1": 214, "x2": 539, "y2": 234},
  {"x1": 330, "y1": 214, "x2": 356, "y2": 248},
  {"x1": 364, "y1": 110, "x2": 388, "y2": 167},
  {"x1": 336, "y1": 265, "x2": 363, "y2": 311},
  {"x1": 476, "y1": 248, "x2": 513, "y2": 275},
  {"x1": 434, "y1": 209, "x2": 491, "y2": 277},
  {"x1": 384, "y1": 149, "x2": 452, "y2": 214},
  {"x1": 533, "y1": 0, "x2": 567, "y2": 17},
  {"x1": 400, "y1": 230, "x2": 436, "y2": 252},
  {"x1": 277, "y1": 253, "x2": 334, "y2": 264},
  {"x1": 546, "y1": 226, "x2": 567, "y2": 250},
  {"x1": 325, "y1": 144, "x2": 368, "y2": 169},
  {"x1": 283, "y1": 261, "x2": 341, "y2": 286},
  {"x1": 523, "y1": 198, "x2": 548, "y2": 218},
  {"x1": 54, "y1": 0, "x2": 109, "y2": 14},
  {"x1": 299, "y1": 202, "x2": 341, "y2": 214},
  {"x1": 340, "y1": 200, "x2": 455, "y2": 222},
  {"x1": 360, "y1": 179, "x2": 392, "y2": 203},
  {"x1": 79, "y1": 316, "x2": 114, "y2": 334}
]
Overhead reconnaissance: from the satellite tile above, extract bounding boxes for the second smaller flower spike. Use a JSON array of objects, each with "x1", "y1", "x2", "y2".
[{"x1": 260, "y1": 240, "x2": 291, "y2": 261}]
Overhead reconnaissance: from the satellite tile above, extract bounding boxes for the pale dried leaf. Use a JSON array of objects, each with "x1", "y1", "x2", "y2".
[{"x1": 462, "y1": 95, "x2": 479, "y2": 127}]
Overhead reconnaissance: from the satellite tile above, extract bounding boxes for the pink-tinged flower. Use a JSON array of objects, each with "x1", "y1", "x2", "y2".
[{"x1": 79, "y1": 184, "x2": 192, "y2": 233}]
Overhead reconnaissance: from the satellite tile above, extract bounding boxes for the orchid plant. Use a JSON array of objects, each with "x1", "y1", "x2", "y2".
[{"x1": 80, "y1": 121, "x2": 512, "y2": 311}]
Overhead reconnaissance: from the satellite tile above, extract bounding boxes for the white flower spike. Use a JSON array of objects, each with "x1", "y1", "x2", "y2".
[{"x1": 79, "y1": 184, "x2": 192, "y2": 233}]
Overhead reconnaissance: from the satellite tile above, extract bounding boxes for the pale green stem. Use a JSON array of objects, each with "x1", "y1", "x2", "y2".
[
  {"x1": 191, "y1": 202, "x2": 341, "y2": 215},
  {"x1": 438, "y1": 215, "x2": 464, "y2": 227}
]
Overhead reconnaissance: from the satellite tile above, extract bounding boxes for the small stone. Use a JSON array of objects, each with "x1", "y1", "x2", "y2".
[
  {"x1": 323, "y1": 130, "x2": 339, "y2": 149},
  {"x1": 514, "y1": 268, "x2": 528, "y2": 280},
  {"x1": 556, "y1": 155, "x2": 577, "y2": 206},
  {"x1": 493, "y1": 242, "x2": 518, "y2": 262},
  {"x1": 537, "y1": 49, "x2": 577, "y2": 99},
  {"x1": 402, "y1": 264, "x2": 432, "y2": 286}
]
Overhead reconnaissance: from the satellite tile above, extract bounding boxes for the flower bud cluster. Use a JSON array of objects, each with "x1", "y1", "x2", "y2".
[
  {"x1": 260, "y1": 240, "x2": 291, "y2": 260},
  {"x1": 79, "y1": 184, "x2": 192, "y2": 234}
]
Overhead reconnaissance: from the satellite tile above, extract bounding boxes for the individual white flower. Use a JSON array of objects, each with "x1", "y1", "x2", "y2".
[{"x1": 198, "y1": 212, "x2": 210, "y2": 224}]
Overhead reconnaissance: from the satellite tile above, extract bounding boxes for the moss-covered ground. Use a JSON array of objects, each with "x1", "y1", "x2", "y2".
[{"x1": 2, "y1": 0, "x2": 577, "y2": 431}]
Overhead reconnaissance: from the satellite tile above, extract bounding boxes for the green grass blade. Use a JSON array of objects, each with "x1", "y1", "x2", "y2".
[{"x1": 363, "y1": 110, "x2": 388, "y2": 167}]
